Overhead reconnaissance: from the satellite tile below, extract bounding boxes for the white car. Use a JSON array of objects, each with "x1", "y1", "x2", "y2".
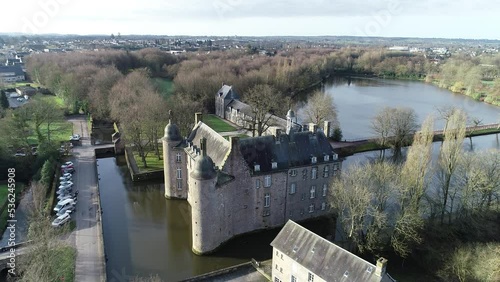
[
  {"x1": 69, "y1": 134, "x2": 81, "y2": 141},
  {"x1": 56, "y1": 205, "x2": 75, "y2": 217},
  {"x1": 57, "y1": 193, "x2": 77, "y2": 201},
  {"x1": 56, "y1": 189, "x2": 72, "y2": 196},
  {"x1": 60, "y1": 164, "x2": 74, "y2": 169},
  {"x1": 58, "y1": 183, "x2": 73, "y2": 190},
  {"x1": 51, "y1": 213, "x2": 71, "y2": 227},
  {"x1": 59, "y1": 176, "x2": 72, "y2": 182},
  {"x1": 54, "y1": 198, "x2": 76, "y2": 212},
  {"x1": 59, "y1": 181, "x2": 73, "y2": 186},
  {"x1": 64, "y1": 161, "x2": 74, "y2": 166}
]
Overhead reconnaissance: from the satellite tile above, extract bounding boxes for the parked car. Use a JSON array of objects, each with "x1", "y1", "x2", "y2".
[
  {"x1": 57, "y1": 194, "x2": 76, "y2": 202},
  {"x1": 60, "y1": 164, "x2": 74, "y2": 170},
  {"x1": 59, "y1": 176, "x2": 72, "y2": 182},
  {"x1": 69, "y1": 134, "x2": 81, "y2": 141},
  {"x1": 51, "y1": 213, "x2": 71, "y2": 227},
  {"x1": 62, "y1": 167, "x2": 75, "y2": 174},
  {"x1": 53, "y1": 198, "x2": 76, "y2": 212},
  {"x1": 64, "y1": 161, "x2": 74, "y2": 166},
  {"x1": 59, "y1": 181, "x2": 73, "y2": 186},
  {"x1": 56, "y1": 188, "x2": 72, "y2": 196},
  {"x1": 56, "y1": 205, "x2": 75, "y2": 217},
  {"x1": 59, "y1": 183, "x2": 73, "y2": 190}
]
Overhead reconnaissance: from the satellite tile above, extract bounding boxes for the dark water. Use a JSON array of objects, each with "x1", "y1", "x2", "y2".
[
  {"x1": 99, "y1": 157, "x2": 332, "y2": 281},
  {"x1": 99, "y1": 78, "x2": 500, "y2": 281},
  {"x1": 297, "y1": 77, "x2": 500, "y2": 140}
]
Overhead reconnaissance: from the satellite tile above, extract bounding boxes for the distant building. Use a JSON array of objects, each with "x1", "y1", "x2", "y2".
[
  {"x1": 388, "y1": 46, "x2": 409, "y2": 52},
  {"x1": 16, "y1": 86, "x2": 37, "y2": 96},
  {"x1": 271, "y1": 220, "x2": 396, "y2": 282},
  {"x1": 0, "y1": 66, "x2": 25, "y2": 83}
]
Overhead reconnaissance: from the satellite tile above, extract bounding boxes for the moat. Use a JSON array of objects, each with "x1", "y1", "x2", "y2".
[{"x1": 99, "y1": 77, "x2": 500, "y2": 281}]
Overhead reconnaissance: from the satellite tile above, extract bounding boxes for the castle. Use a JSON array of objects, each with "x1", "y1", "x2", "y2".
[{"x1": 163, "y1": 85, "x2": 342, "y2": 255}]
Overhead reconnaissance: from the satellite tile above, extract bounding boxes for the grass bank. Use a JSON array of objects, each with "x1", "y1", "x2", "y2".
[
  {"x1": 133, "y1": 147, "x2": 164, "y2": 172},
  {"x1": 204, "y1": 114, "x2": 237, "y2": 133}
]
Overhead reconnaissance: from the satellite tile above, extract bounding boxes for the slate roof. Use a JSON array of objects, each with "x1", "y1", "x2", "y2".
[
  {"x1": 186, "y1": 122, "x2": 231, "y2": 168},
  {"x1": 271, "y1": 220, "x2": 395, "y2": 282},
  {"x1": 217, "y1": 85, "x2": 240, "y2": 102},
  {"x1": 0, "y1": 66, "x2": 24, "y2": 77},
  {"x1": 238, "y1": 130, "x2": 336, "y2": 173}
]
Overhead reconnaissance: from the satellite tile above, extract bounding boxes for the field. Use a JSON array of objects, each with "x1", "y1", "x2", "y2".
[
  {"x1": 153, "y1": 78, "x2": 175, "y2": 99},
  {"x1": 204, "y1": 114, "x2": 237, "y2": 132},
  {"x1": 0, "y1": 183, "x2": 26, "y2": 235},
  {"x1": 133, "y1": 147, "x2": 164, "y2": 171},
  {"x1": 27, "y1": 121, "x2": 73, "y2": 145}
]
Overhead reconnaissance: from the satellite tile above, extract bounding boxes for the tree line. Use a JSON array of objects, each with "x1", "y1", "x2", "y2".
[{"x1": 329, "y1": 107, "x2": 500, "y2": 281}]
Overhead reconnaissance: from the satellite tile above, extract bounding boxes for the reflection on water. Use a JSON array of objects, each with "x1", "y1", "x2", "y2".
[
  {"x1": 99, "y1": 157, "x2": 331, "y2": 281},
  {"x1": 297, "y1": 77, "x2": 500, "y2": 140}
]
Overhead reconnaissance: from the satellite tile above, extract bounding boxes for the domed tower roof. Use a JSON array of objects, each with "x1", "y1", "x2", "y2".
[
  {"x1": 286, "y1": 109, "x2": 295, "y2": 119},
  {"x1": 164, "y1": 120, "x2": 182, "y2": 142},
  {"x1": 191, "y1": 155, "x2": 216, "y2": 180},
  {"x1": 164, "y1": 110, "x2": 182, "y2": 142}
]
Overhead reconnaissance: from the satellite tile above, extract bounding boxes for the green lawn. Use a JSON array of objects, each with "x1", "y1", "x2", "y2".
[
  {"x1": 0, "y1": 183, "x2": 26, "y2": 234},
  {"x1": 133, "y1": 148, "x2": 164, "y2": 172},
  {"x1": 224, "y1": 134, "x2": 250, "y2": 140},
  {"x1": 27, "y1": 121, "x2": 73, "y2": 145},
  {"x1": 204, "y1": 114, "x2": 237, "y2": 133},
  {"x1": 3, "y1": 82, "x2": 44, "y2": 89},
  {"x1": 50, "y1": 245, "x2": 77, "y2": 282},
  {"x1": 153, "y1": 78, "x2": 175, "y2": 99}
]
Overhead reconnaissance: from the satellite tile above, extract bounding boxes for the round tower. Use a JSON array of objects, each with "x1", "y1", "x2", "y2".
[
  {"x1": 286, "y1": 109, "x2": 296, "y2": 135},
  {"x1": 163, "y1": 118, "x2": 182, "y2": 199},
  {"x1": 188, "y1": 154, "x2": 220, "y2": 255}
]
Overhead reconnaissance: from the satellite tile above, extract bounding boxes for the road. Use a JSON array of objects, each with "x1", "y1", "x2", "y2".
[{"x1": 68, "y1": 115, "x2": 106, "y2": 282}]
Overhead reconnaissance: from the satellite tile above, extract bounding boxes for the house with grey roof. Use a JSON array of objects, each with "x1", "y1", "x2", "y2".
[
  {"x1": 0, "y1": 66, "x2": 25, "y2": 83},
  {"x1": 271, "y1": 220, "x2": 396, "y2": 282}
]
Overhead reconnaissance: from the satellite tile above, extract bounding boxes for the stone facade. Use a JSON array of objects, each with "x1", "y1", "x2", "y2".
[{"x1": 162, "y1": 85, "x2": 342, "y2": 255}]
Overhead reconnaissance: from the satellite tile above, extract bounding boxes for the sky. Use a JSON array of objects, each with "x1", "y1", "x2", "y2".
[{"x1": 3, "y1": 0, "x2": 499, "y2": 39}]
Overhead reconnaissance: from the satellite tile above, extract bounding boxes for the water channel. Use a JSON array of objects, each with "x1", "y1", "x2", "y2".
[{"x1": 99, "y1": 77, "x2": 500, "y2": 281}]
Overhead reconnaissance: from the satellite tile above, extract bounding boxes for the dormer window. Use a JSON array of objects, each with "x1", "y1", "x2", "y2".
[
  {"x1": 272, "y1": 161, "x2": 278, "y2": 169},
  {"x1": 311, "y1": 156, "x2": 317, "y2": 164},
  {"x1": 254, "y1": 164, "x2": 261, "y2": 172},
  {"x1": 324, "y1": 155, "x2": 330, "y2": 161},
  {"x1": 333, "y1": 153, "x2": 338, "y2": 160}
]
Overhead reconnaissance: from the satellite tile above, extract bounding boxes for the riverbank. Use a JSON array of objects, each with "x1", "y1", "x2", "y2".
[{"x1": 333, "y1": 126, "x2": 500, "y2": 157}]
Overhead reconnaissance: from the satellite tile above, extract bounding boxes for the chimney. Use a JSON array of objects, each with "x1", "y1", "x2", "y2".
[
  {"x1": 229, "y1": 136, "x2": 240, "y2": 149},
  {"x1": 375, "y1": 257, "x2": 388, "y2": 278},
  {"x1": 309, "y1": 123, "x2": 318, "y2": 133},
  {"x1": 200, "y1": 138, "x2": 207, "y2": 157},
  {"x1": 195, "y1": 112, "x2": 203, "y2": 124},
  {"x1": 324, "y1": 121, "x2": 332, "y2": 137}
]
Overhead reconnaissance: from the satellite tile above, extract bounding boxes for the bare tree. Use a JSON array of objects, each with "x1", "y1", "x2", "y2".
[
  {"x1": 302, "y1": 90, "x2": 338, "y2": 127},
  {"x1": 436, "y1": 109, "x2": 467, "y2": 224},
  {"x1": 242, "y1": 84, "x2": 282, "y2": 137},
  {"x1": 372, "y1": 107, "x2": 418, "y2": 160}
]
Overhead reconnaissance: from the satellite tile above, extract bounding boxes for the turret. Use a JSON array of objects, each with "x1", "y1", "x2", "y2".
[
  {"x1": 163, "y1": 112, "x2": 185, "y2": 199},
  {"x1": 188, "y1": 139, "x2": 220, "y2": 255},
  {"x1": 286, "y1": 109, "x2": 296, "y2": 135}
]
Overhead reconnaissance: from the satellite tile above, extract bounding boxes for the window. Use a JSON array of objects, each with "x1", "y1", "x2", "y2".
[
  {"x1": 177, "y1": 180, "x2": 182, "y2": 190},
  {"x1": 256, "y1": 179, "x2": 261, "y2": 189},
  {"x1": 280, "y1": 267, "x2": 283, "y2": 273},
  {"x1": 302, "y1": 169, "x2": 308, "y2": 180},
  {"x1": 321, "y1": 202, "x2": 326, "y2": 210},
  {"x1": 290, "y1": 183, "x2": 296, "y2": 194},
  {"x1": 311, "y1": 156, "x2": 317, "y2": 164},
  {"x1": 255, "y1": 164, "x2": 261, "y2": 171},
  {"x1": 301, "y1": 193, "x2": 306, "y2": 201},
  {"x1": 176, "y1": 168, "x2": 182, "y2": 179},
  {"x1": 311, "y1": 167, "x2": 318, "y2": 179},
  {"x1": 291, "y1": 275, "x2": 297, "y2": 282},
  {"x1": 176, "y1": 153, "x2": 181, "y2": 162},
  {"x1": 323, "y1": 165, "x2": 329, "y2": 178},
  {"x1": 333, "y1": 163, "x2": 339, "y2": 171},
  {"x1": 264, "y1": 194, "x2": 271, "y2": 207},
  {"x1": 289, "y1": 169, "x2": 297, "y2": 177},
  {"x1": 264, "y1": 175, "x2": 272, "y2": 187},
  {"x1": 275, "y1": 278, "x2": 281, "y2": 282},
  {"x1": 310, "y1": 186, "x2": 316, "y2": 199},
  {"x1": 272, "y1": 161, "x2": 278, "y2": 169},
  {"x1": 309, "y1": 204, "x2": 315, "y2": 213},
  {"x1": 263, "y1": 209, "x2": 271, "y2": 217},
  {"x1": 308, "y1": 272, "x2": 315, "y2": 282},
  {"x1": 322, "y1": 184, "x2": 327, "y2": 197},
  {"x1": 324, "y1": 155, "x2": 330, "y2": 161}
]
